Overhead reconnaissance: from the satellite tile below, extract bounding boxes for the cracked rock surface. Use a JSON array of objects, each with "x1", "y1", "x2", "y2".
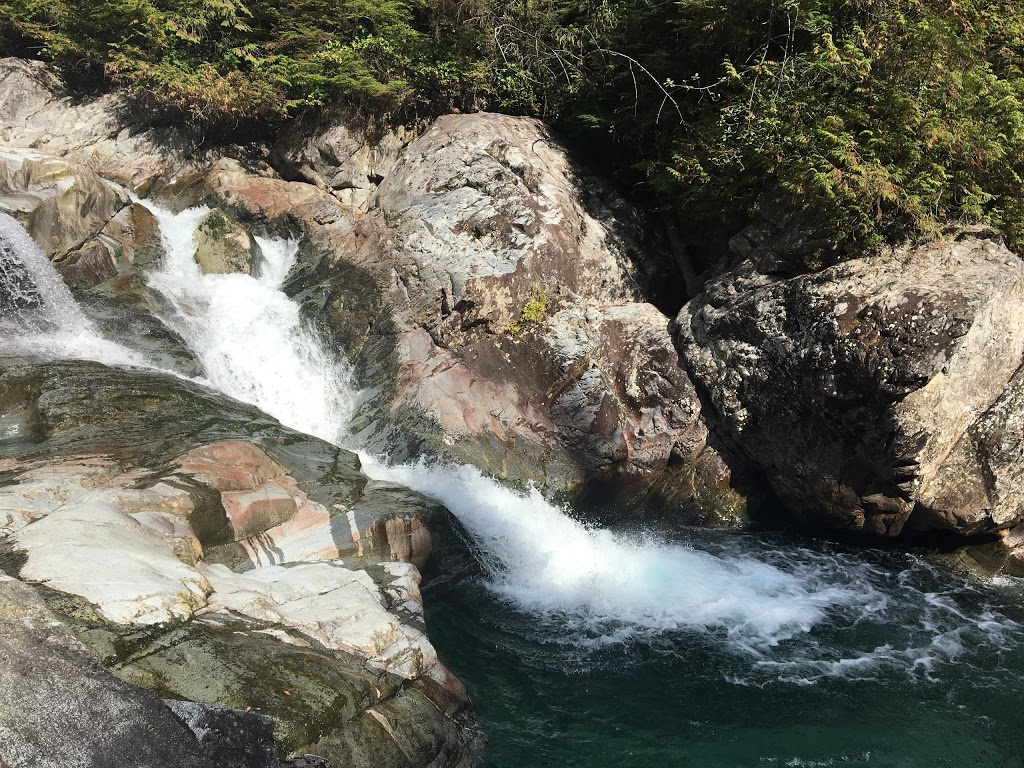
[{"x1": 676, "y1": 231, "x2": 1024, "y2": 538}]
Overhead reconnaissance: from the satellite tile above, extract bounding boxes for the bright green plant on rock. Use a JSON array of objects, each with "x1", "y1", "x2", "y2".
[{"x1": 505, "y1": 287, "x2": 550, "y2": 337}]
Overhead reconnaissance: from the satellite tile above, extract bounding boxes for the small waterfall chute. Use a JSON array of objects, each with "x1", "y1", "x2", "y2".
[
  {"x1": 143, "y1": 201, "x2": 355, "y2": 445},
  {"x1": 2, "y1": 199, "x2": 1019, "y2": 676},
  {"x1": 0, "y1": 211, "x2": 147, "y2": 367}
]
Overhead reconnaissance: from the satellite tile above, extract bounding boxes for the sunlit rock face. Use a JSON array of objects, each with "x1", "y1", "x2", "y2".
[
  {"x1": 0, "y1": 359, "x2": 479, "y2": 768},
  {"x1": 315, "y1": 112, "x2": 748, "y2": 523},
  {"x1": 677, "y1": 229, "x2": 1024, "y2": 538},
  {"x1": 193, "y1": 210, "x2": 262, "y2": 276}
]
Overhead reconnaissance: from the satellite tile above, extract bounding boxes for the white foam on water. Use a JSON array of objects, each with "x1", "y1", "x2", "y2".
[
  {"x1": 143, "y1": 202, "x2": 354, "y2": 445},
  {"x1": 0, "y1": 211, "x2": 148, "y2": 367},
  {"x1": 358, "y1": 454, "x2": 892, "y2": 653},
  {"x1": 363, "y1": 454, "x2": 1024, "y2": 679}
]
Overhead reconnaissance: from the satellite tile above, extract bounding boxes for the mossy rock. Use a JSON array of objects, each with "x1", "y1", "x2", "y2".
[{"x1": 194, "y1": 209, "x2": 262, "y2": 276}]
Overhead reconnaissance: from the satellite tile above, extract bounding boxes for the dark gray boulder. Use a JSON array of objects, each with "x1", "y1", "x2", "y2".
[
  {"x1": 676, "y1": 229, "x2": 1024, "y2": 537},
  {"x1": 0, "y1": 575, "x2": 212, "y2": 768}
]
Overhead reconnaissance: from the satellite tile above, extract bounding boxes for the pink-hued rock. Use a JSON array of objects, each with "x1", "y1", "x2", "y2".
[
  {"x1": 240, "y1": 498, "x2": 340, "y2": 567},
  {"x1": 365, "y1": 517, "x2": 432, "y2": 570},
  {"x1": 220, "y1": 481, "x2": 298, "y2": 541},
  {"x1": 176, "y1": 441, "x2": 288, "y2": 492},
  {"x1": 296, "y1": 113, "x2": 747, "y2": 523}
]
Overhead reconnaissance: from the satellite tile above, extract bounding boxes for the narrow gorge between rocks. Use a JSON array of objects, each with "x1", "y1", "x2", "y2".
[{"x1": 4, "y1": 196, "x2": 1024, "y2": 767}]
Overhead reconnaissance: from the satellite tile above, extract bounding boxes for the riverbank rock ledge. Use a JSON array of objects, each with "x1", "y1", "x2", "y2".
[
  {"x1": 676, "y1": 230, "x2": 1024, "y2": 538},
  {"x1": 0, "y1": 359, "x2": 481, "y2": 768}
]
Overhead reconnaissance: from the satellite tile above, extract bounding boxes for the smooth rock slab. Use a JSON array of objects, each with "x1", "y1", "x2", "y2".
[
  {"x1": 200, "y1": 561, "x2": 437, "y2": 679},
  {"x1": 0, "y1": 459, "x2": 120, "y2": 535},
  {"x1": 177, "y1": 440, "x2": 291, "y2": 492},
  {"x1": 16, "y1": 502, "x2": 211, "y2": 624},
  {"x1": 221, "y1": 481, "x2": 300, "y2": 540}
]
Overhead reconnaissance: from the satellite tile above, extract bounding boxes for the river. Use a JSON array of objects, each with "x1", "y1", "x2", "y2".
[{"x1": 3, "y1": 203, "x2": 1024, "y2": 767}]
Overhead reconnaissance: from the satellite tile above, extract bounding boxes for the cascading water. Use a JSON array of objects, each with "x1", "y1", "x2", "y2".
[
  {"x1": 0, "y1": 211, "x2": 147, "y2": 366},
  {"x1": 144, "y1": 202, "x2": 354, "y2": 444},
  {"x1": 137, "y1": 201, "x2": 1024, "y2": 677},
  {"x1": 8, "y1": 197, "x2": 1022, "y2": 766},
  {"x1": 139, "y1": 201, "x2": 884, "y2": 652}
]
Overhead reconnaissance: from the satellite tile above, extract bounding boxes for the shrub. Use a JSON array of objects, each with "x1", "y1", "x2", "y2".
[{"x1": 505, "y1": 287, "x2": 550, "y2": 337}]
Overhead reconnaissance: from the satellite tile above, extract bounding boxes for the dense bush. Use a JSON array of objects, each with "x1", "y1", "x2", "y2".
[
  {"x1": 0, "y1": 0, "x2": 496, "y2": 129},
  {"x1": 3, "y1": 0, "x2": 1023, "y2": 256},
  {"x1": 609, "y1": 0, "x2": 1024, "y2": 256}
]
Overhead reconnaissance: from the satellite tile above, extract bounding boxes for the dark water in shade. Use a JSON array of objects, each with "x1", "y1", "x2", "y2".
[{"x1": 424, "y1": 524, "x2": 1024, "y2": 768}]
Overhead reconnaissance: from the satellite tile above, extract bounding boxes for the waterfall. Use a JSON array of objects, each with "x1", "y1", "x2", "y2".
[
  {"x1": 140, "y1": 202, "x2": 903, "y2": 655},
  {"x1": 0, "y1": 211, "x2": 147, "y2": 367},
  {"x1": 6, "y1": 200, "x2": 1016, "y2": 670},
  {"x1": 144, "y1": 202, "x2": 354, "y2": 444}
]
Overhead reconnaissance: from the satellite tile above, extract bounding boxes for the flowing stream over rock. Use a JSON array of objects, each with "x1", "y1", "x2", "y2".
[
  {"x1": 3, "y1": 205, "x2": 1024, "y2": 766},
  {"x1": 141, "y1": 203, "x2": 901, "y2": 655},
  {"x1": 0, "y1": 211, "x2": 147, "y2": 366}
]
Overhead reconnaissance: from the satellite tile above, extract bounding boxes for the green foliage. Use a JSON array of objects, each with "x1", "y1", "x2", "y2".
[
  {"x1": 0, "y1": 0, "x2": 492, "y2": 129},
  {"x1": 653, "y1": 0, "x2": 1024, "y2": 254},
  {"x1": 543, "y1": 0, "x2": 1024, "y2": 254},
  {"x1": 506, "y1": 287, "x2": 550, "y2": 337},
  {"x1": 2, "y1": 0, "x2": 1024, "y2": 254}
]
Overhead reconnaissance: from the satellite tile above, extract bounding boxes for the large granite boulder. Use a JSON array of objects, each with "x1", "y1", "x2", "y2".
[
  {"x1": 143, "y1": 112, "x2": 745, "y2": 522},
  {"x1": 676, "y1": 229, "x2": 1024, "y2": 538},
  {"x1": 300, "y1": 112, "x2": 742, "y2": 518}
]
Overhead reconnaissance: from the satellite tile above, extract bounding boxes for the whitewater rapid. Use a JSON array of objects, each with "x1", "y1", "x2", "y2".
[
  {"x1": 3, "y1": 203, "x2": 1020, "y2": 677},
  {"x1": 144, "y1": 202, "x2": 355, "y2": 444},
  {"x1": 139, "y1": 202, "x2": 1024, "y2": 671}
]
